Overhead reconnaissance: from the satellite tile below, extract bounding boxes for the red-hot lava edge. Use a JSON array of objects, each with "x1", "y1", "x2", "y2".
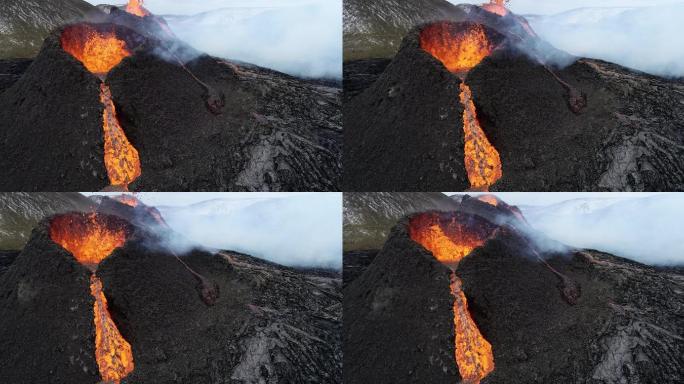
[
  {"x1": 420, "y1": 22, "x2": 503, "y2": 192},
  {"x1": 49, "y1": 213, "x2": 134, "y2": 383},
  {"x1": 409, "y1": 213, "x2": 496, "y2": 384},
  {"x1": 60, "y1": 1, "x2": 149, "y2": 190}
]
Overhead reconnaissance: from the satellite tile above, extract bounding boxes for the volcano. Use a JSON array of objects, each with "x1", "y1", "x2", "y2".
[
  {"x1": 343, "y1": 3, "x2": 684, "y2": 192},
  {"x1": 343, "y1": 195, "x2": 683, "y2": 383},
  {"x1": 0, "y1": 195, "x2": 342, "y2": 383},
  {"x1": 0, "y1": 2, "x2": 341, "y2": 192}
]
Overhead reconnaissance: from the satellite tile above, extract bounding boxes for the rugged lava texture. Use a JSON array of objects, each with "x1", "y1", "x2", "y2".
[
  {"x1": 0, "y1": 15, "x2": 341, "y2": 191},
  {"x1": 0, "y1": 205, "x2": 342, "y2": 383},
  {"x1": 344, "y1": 209, "x2": 683, "y2": 383},
  {"x1": 344, "y1": 19, "x2": 684, "y2": 191}
]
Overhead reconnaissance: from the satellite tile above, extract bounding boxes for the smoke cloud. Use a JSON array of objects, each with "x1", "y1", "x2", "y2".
[
  {"x1": 519, "y1": 194, "x2": 684, "y2": 266},
  {"x1": 527, "y1": 3, "x2": 684, "y2": 78},
  {"x1": 161, "y1": 1, "x2": 342, "y2": 79},
  {"x1": 154, "y1": 194, "x2": 342, "y2": 269}
]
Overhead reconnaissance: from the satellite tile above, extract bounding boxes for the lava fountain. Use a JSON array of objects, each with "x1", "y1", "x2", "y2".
[
  {"x1": 482, "y1": 0, "x2": 509, "y2": 17},
  {"x1": 49, "y1": 213, "x2": 134, "y2": 383},
  {"x1": 125, "y1": 0, "x2": 150, "y2": 17},
  {"x1": 409, "y1": 212, "x2": 496, "y2": 383},
  {"x1": 420, "y1": 23, "x2": 502, "y2": 191},
  {"x1": 60, "y1": 24, "x2": 141, "y2": 190}
]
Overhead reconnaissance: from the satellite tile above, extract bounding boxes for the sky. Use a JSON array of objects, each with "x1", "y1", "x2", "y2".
[
  {"x1": 82, "y1": 192, "x2": 313, "y2": 206},
  {"x1": 85, "y1": 0, "x2": 321, "y2": 15},
  {"x1": 444, "y1": 192, "x2": 667, "y2": 206},
  {"x1": 451, "y1": 0, "x2": 684, "y2": 15}
]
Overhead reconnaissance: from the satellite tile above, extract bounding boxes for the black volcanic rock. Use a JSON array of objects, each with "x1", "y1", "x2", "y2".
[
  {"x1": 0, "y1": 15, "x2": 341, "y2": 191},
  {"x1": 468, "y1": 55, "x2": 684, "y2": 191},
  {"x1": 0, "y1": 205, "x2": 342, "y2": 383},
  {"x1": 0, "y1": 219, "x2": 100, "y2": 384},
  {"x1": 344, "y1": 218, "x2": 460, "y2": 384},
  {"x1": 344, "y1": 17, "x2": 684, "y2": 191},
  {"x1": 343, "y1": 25, "x2": 472, "y2": 191},
  {"x1": 343, "y1": 209, "x2": 684, "y2": 384}
]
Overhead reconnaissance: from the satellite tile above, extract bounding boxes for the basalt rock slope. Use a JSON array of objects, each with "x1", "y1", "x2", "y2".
[
  {"x1": 344, "y1": 206, "x2": 683, "y2": 383},
  {"x1": 0, "y1": 11, "x2": 341, "y2": 192},
  {"x1": 344, "y1": 16, "x2": 684, "y2": 191},
  {"x1": 0, "y1": 205, "x2": 342, "y2": 383}
]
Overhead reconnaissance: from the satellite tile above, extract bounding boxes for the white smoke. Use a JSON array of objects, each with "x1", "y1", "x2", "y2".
[
  {"x1": 161, "y1": 1, "x2": 342, "y2": 79},
  {"x1": 519, "y1": 194, "x2": 684, "y2": 266},
  {"x1": 527, "y1": 3, "x2": 684, "y2": 78},
  {"x1": 156, "y1": 194, "x2": 343, "y2": 269}
]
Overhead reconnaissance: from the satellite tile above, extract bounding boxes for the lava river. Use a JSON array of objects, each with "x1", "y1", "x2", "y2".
[
  {"x1": 61, "y1": 23, "x2": 141, "y2": 190},
  {"x1": 409, "y1": 213, "x2": 496, "y2": 384},
  {"x1": 420, "y1": 22, "x2": 503, "y2": 191},
  {"x1": 49, "y1": 213, "x2": 134, "y2": 383}
]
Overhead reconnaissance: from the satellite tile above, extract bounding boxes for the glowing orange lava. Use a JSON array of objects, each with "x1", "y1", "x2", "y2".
[
  {"x1": 114, "y1": 194, "x2": 140, "y2": 207},
  {"x1": 125, "y1": 0, "x2": 150, "y2": 17},
  {"x1": 482, "y1": 0, "x2": 509, "y2": 17},
  {"x1": 100, "y1": 83, "x2": 141, "y2": 190},
  {"x1": 460, "y1": 83, "x2": 502, "y2": 191},
  {"x1": 420, "y1": 23, "x2": 502, "y2": 190},
  {"x1": 91, "y1": 275, "x2": 135, "y2": 382},
  {"x1": 409, "y1": 213, "x2": 495, "y2": 383},
  {"x1": 49, "y1": 213, "x2": 127, "y2": 267},
  {"x1": 61, "y1": 24, "x2": 131, "y2": 76},
  {"x1": 477, "y1": 195, "x2": 499, "y2": 206},
  {"x1": 50, "y1": 213, "x2": 135, "y2": 383},
  {"x1": 451, "y1": 275, "x2": 494, "y2": 383},
  {"x1": 420, "y1": 23, "x2": 494, "y2": 74}
]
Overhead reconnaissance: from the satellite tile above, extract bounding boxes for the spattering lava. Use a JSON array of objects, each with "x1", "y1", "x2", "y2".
[
  {"x1": 420, "y1": 22, "x2": 502, "y2": 191},
  {"x1": 49, "y1": 213, "x2": 134, "y2": 383},
  {"x1": 409, "y1": 213, "x2": 495, "y2": 383},
  {"x1": 125, "y1": 0, "x2": 150, "y2": 17},
  {"x1": 60, "y1": 24, "x2": 141, "y2": 190}
]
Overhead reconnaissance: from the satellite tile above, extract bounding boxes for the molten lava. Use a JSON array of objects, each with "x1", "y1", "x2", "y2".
[
  {"x1": 420, "y1": 23, "x2": 494, "y2": 74},
  {"x1": 49, "y1": 213, "x2": 134, "y2": 383},
  {"x1": 61, "y1": 24, "x2": 131, "y2": 76},
  {"x1": 114, "y1": 194, "x2": 140, "y2": 207},
  {"x1": 482, "y1": 0, "x2": 509, "y2": 17},
  {"x1": 451, "y1": 276, "x2": 494, "y2": 383},
  {"x1": 477, "y1": 195, "x2": 499, "y2": 206},
  {"x1": 409, "y1": 213, "x2": 495, "y2": 383},
  {"x1": 49, "y1": 213, "x2": 127, "y2": 267},
  {"x1": 100, "y1": 84, "x2": 141, "y2": 190},
  {"x1": 460, "y1": 83, "x2": 502, "y2": 191},
  {"x1": 91, "y1": 275, "x2": 135, "y2": 382},
  {"x1": 125, "y1": 0, "x2": 150, "y2": 17},
  {"x1": 420, "y1": 23, "x2": 502, "y2": 190}
]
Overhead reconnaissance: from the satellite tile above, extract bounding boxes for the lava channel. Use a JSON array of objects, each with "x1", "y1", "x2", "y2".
[
  {"x1": 409, "y1": 213, "x2": 495, "y2": 383},
  {"x1": 50, "y1": 213, "x2": 134, "y2": 383},
  {"x1": 60, "y1": 24, "x2": 141, "y2": 190},
  {"x1": 420, "y1": 22, "x2": 503, "y2": 191}
]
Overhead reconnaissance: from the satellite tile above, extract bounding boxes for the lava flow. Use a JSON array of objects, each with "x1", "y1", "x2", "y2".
[
  {"x1": 49, "y1": 213, "x2": 134, "y2": 383},
  {"x1": 101, "y1": 83, "x2": 142, "y2": 189},
  {"x1": 60, "y1": 24, "x2": 141, "y2": 190},
  {"x1": 125, "y1": 0, "x2": 150, "y2": 17},
  {"x1": 420, "y1": 23, "x2": 502, "y2": 191},
  {"x1": 409, "y1": 213, "x2": 495, "y2": 383}
]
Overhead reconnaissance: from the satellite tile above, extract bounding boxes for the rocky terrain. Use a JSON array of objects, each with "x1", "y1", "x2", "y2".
[
  {"x1": 343, "y1": 0, "x2": 467, "y2": 60},
  {"x1": 0, "y1": 192, "x2": 93, "y2": 249},
  {"x1": 0, "y1": 0, "x2": 96, "y2": 59},
  {"x1": 0, "y1": 197, "x2": 342, "y2": 383},
  {"x1": 344, "y1": 16, "x2": 684, "y2": 191},
  {"x1": 344, "y1": 198, "x2": 684, "y2": 383},
  {"x1": 0, "y1": 7, "x2": 341, "y2": 191},
  {"x1": 343, "y1": 192, "x2": 459, "y2": 251}
]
